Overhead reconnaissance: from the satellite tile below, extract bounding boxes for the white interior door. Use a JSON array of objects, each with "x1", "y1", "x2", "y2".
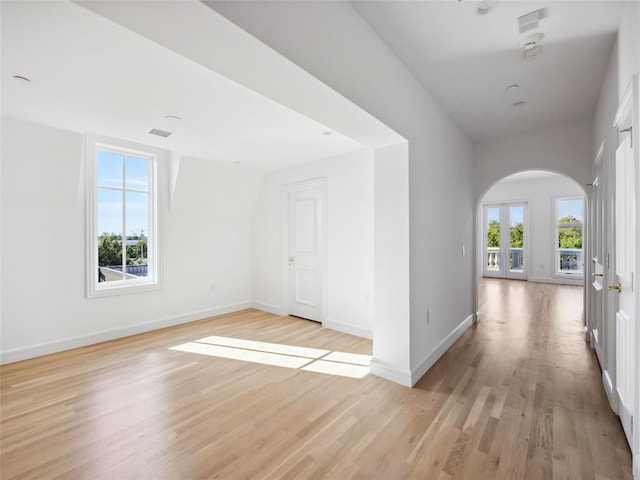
[
  {"x1": 483, "y1": 204, "x2": 527, "y2": 280},
  {"x1": 287, "y1": 185, "x2": 323, "y2": 322},
  {"x1": 613, "y1": 133, "x2": 636, "y2": 449}
]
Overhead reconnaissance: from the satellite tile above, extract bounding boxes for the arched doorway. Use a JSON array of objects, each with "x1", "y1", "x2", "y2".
[
  {"x1": 475, "y1": 169, "x2": 589, "y2": 320},
  {"x1": 478, "y1": 170, "x2": 587, "y2": 284}
]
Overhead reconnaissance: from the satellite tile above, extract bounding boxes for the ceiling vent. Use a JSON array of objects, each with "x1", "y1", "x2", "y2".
[
  {"x1": 147, "y1": 128, "x2": 172, "y2": 138},
  {"x1": 518, "y1": 9, "x2": 547, "y2": 34}
]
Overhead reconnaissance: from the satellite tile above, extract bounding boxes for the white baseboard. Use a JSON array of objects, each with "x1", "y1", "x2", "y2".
[
  {"x1": 369, "y1": 358, "x2": 412, "y2": 387},
  {"x1": 252, "y1": 301, "x2": 284, "y2": 316},
  {"x1": 529, "y1": 276, "x2": 584, "y2": 286},
  {"x1": 323, "y1": 318, "x2": 373, "y2": 339},
  {"x1": 410, "y1": 313, "x2": 475, "y2": 386},
  {"x1": 0, "y1": 301, "x2": 253, "y2": 365},
  {"x1": 602, "y1": 370, "x2": 618, "y2": 413},
  {"x1": 594, "y1": 340, "x2": 604, "y2": 368}
]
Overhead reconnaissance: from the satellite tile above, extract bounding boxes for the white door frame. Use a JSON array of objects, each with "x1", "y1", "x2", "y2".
[
  {"x1": 613, "y1": 74, "x2": 639, "y2": 474},
  {"x1": 281, "y1": 178, "x2": 328, "y2": 322}
]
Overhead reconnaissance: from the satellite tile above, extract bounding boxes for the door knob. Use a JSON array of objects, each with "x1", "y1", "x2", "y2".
[
  {"x1": 288, "y1": 257, "x2": 295, "y2": 265},
  {"x1": 592, "y1": 273, "x2": 603, "y2": 277},
  {"x1": 608, "y1": 283, "x2": 622, "y2": 293}
]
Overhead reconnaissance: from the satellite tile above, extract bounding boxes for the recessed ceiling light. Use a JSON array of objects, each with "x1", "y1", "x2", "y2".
[
  {"x1": 513, "y1": 101, "x2": 526, "y2": 107},
  {"x1": 164, "y1": 115, "x2": 181, "y2": 121},
  {"x1": 322, "y1": 131, "x2": 333, "y2": 136},
  {"x1": 506, "y1": 84, "x2": 520, "y2": 92},
  {"x1": 476, "y1": 0, "x2": 498, "y2": 15},
  {"x1": 13, "y1": 75, "x2": 32, "y2": 83}
]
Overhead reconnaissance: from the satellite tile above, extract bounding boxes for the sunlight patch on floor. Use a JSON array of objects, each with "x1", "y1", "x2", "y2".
[
  {"x1": 196, "y1": 335, "x2": 330, "y2": 359},
  {"x1": 169, "y1": 336, "x2": 371, "y2": 379}
]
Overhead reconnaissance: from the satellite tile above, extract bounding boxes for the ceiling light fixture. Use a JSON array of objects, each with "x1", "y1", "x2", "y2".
[
  {"x1": 476, "y1": 0, "x2": 498, "y2": 15},
  {"x1": 506, "y1": 84, "x2": 520, "y2": 92},
  {"x1": 164, "y1": 115, "x2": 181, "y2": 121},
  {"x1": 13, "y1": 75, "x2": 32, "y2": 83}
]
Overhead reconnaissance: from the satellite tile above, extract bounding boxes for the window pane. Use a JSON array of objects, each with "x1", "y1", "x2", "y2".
[
  {"x1": 97, "y1": 151, "x2": 123, "y2": 188},
  {"x1": 126, "y1": 156, "x2": 149, "y2": 191},
  {"x1": 509, "y1": 206, "x2": 524, "y2": 248},
  {"x1": 125, "y1": 191, "x2": 149, "y2": 279},
  {"x1": 558, "y1": 199, "x2": 583, "y2": 223},
  {"x1": 97, "y1": 188, "x2": 123, "y2": 282},
  {"x1": 558, "y1": 227, "x2": 583, "y2": 249},
  {"x1": 557, "y1": 198, "x2": 583, "y2": 274}
]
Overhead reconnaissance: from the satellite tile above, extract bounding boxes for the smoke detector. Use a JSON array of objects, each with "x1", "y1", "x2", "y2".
[{"x1": 521, "y1": 33, "x2": 544, "y2": 60}]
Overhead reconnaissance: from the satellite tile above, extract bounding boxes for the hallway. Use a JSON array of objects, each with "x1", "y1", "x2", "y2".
[
  {"x1": 0, "y1": 280, "x2": 632, "y2": 479},
  {"x1": 471, "y1": 279, "x2": 632, "y2": 479}
]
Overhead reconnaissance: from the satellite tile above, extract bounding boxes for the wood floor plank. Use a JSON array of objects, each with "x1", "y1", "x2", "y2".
[{"x1": 0, "y1": 280, "x2": 633, "y2": 479}]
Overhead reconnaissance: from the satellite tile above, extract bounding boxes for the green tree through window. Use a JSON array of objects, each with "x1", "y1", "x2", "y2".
[{"x1": 558, "y1": 215, "x2": 583, "y2": 249}]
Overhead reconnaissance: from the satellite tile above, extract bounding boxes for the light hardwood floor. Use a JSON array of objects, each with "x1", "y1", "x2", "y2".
[{"x1": 0, "y1": 279, "x2": 633, "y2": 479}]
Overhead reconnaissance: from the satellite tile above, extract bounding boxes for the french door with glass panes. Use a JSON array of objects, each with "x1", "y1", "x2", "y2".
[{"x1": 483, "y1": 203, "x2": 527, "y2": 280}]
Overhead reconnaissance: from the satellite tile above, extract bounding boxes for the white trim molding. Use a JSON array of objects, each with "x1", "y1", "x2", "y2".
[
  {"x1": 410, "y1": 314, "x2": 475, "y2": 386},
  {"x1": 369, "y1": 358, "x2": 413, "y2": 387},
  {"x1": 85, "y1": 133, "x2": 168, "y2": 298},
  {"x1": 323, "y1": 318, "x2": 373, "y2": 340},
  {"x1": 529, "y1": 277, "x2": 584, "y2": 286},
  {"x1": 281, "y1": 178, "x2": 328, "y2": 322},
  {"x1": 252, "y1": 301, "x2": 285, "y2": 316},
  {"x1": 602, "y1": 369, "x2": 618, "y2": 414},
  {"x1": 633, "y1": 453, "x2": 639, "y2": 480},
  {"x1": 0, "y1": 302, "x2": 252, "y2": 365},
  {"x1": 371, "y1": 313, "x2": 474, "y2": 387}
]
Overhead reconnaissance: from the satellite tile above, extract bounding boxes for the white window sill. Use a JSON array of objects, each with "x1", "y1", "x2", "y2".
[{"x1": 88, "y1": 280, "x2": 161, "y2": 299}]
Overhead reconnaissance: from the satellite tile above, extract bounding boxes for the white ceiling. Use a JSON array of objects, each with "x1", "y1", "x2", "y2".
[
  {"x1": 1, "y1": 0, "x2": 627, "y2": 164},
  {"x1": 352, "y1": 1, "x2": 625, "y2": 142},
  {"x1": 1, "y1": 1, "x2": 367, "y2": 171}
]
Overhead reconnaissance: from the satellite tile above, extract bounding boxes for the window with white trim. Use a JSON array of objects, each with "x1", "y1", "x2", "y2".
[
  {"x1": 86, "y1": 135, "x2": 163, "y2": 297},
  {"x1": 555, "y1": 197, "x2": 584, "y2": 276}
]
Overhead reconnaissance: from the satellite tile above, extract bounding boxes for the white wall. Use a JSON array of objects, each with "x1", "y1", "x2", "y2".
[
  {"x1": 474, "y1": 120, "x2": 594, "y2": 202},
  {"x1": 1, "y1": 117, "x2": 263, "y2": 363},
  {"x1": 591, "y1": 38, "x2": 618, "y2": 411},
  {"x1": 593, "y1": 4, "x2": 640, "y2": 476},
  {"x1": 615, "y1": 4, "x2": 640, "y2": 477},
  {"x1": 210, "y1": 1, "x2": 475, "y2": 386},
  {"x1": 252, "y1": 149, "x2": 374, "y2": 338},
  {"x1": 481, "y1": 174, "x2": 585, "y2": 285}
]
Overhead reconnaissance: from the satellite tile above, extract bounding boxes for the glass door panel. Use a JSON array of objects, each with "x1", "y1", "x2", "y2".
[
  {"x1": 483, "y1": 203, "x2": 527, "y2": 279},
  {"x1": 508, "y1": 205, "x2": 525, "y2": 277},
  {"x1": 484, "y1": 206, "x2": 504, "y2": 277}
]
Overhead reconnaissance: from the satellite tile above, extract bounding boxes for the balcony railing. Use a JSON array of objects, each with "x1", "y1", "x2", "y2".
[
  {"x1": 559, "y1": 248, "x2": 583, "y2": 273},
  {"x1": 487, "y1": 247, "x2": 582, "y2": 274},
  {"x1": 486, "y1": 247, "x2": 523, "y2": 271},
  {"x1": 103, "y1": 264, "x2": 148, "y2": 277}
]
